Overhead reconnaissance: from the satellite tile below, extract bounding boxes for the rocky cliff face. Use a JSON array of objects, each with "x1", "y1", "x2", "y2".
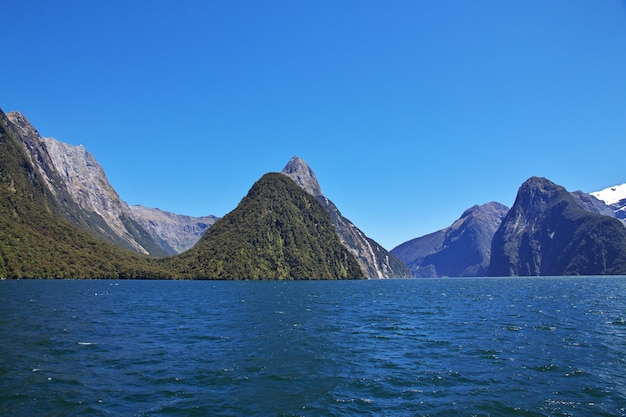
[
  {"x1": 6, "y1": 112, "x2": 215, "y2": 256},
  {"x1": 42, "y1": 135, "x2": 165, "y2": 255},
  {"x1": 281, "y1": 156, "x2": 411, "y2": 278},
  {"x1": 392, "y1": 202, "x2": 509, "y2": 277},
  {"x1": 488, "y1": 177, "x2": 626, "y2": 276},
  {"x1": 6, "y1": 111, "x2": 158, "y2": 254},
  {"x1": 281, "y1": 156, "x2": 323, "y2": 197},
  {"x1": 0, "y1": 107, "x2": 173, "y2": 278},
  {"x1": 129, "y1": 205, "x2": 218, "y2": 255}
]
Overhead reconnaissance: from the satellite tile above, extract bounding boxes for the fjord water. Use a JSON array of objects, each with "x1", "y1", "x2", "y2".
[{"x1": 1, "y1": 278, "x2": 625, "y2": 416}]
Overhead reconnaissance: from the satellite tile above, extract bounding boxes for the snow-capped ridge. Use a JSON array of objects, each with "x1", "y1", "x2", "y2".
[{"x1": 590, "y1": 183, "x2": 626, "y2": 206}]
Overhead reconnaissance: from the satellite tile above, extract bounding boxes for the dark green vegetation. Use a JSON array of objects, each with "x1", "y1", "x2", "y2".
[
  {"x1": 4, "y1": 103, "x2": 626, "y2": 278},
  {"x1": 7, "y1": 111, "x2": 170, "y2": 257},
  {"x1": 167, "y1": 173, "x2": 365, "y2": 279},
  {"x1": 281, "y1": 155, "x2": 412, "y2": 278},
  {"x1": 0, "y1": 108, "x2": 364, "y2": 279},
  {"x1": 0, "y1": 110, "x2": 173, "y2": 278},
  {"x1": 488, "y1": 177, "x2": 626, "y2": 276}
]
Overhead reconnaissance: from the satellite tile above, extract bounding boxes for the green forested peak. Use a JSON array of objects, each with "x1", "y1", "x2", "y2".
[{"x1": 167, "y1": 173, "x2": 365, "y2": 279}]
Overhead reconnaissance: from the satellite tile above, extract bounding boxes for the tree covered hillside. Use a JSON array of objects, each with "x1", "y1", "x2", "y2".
[
  {"x1": 167, "y1": 173, "x2": 365, "y2": 279},
  {"x1": 0, "y1": 109, "x2": 173, "y2": 278}
]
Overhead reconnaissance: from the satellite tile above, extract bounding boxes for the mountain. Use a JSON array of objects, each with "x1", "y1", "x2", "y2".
[
  {"x1": 0, "y1": 108, "x2": 173, "y2": 278},
  {"x1": 6, "y1": 112, "x2": 215, "y2": 256},
  {"x1": 571, "y1": 190, "x2": 616, "y2": 218},
  {"x1": 590, "y1": 183, "x2": 626, "y2": 220},
  {"x1": 167, "y1": 173, "x2": 365, "y2": 279},
  {"x1": 391, "y1": 202, "x2": 509, "y2": 277},
  {"x1": 129, "y1": 206, "x2": 218, "y2": 254},
  {"x1": 488, "y1": 177, "x2": 626, "y2": 276},
  {"x1": 1, "y1": 107, "x2": 362, "y2": 279},
  {"x1": 281, "y1": 156, "x2": 412, "y2": 278}
]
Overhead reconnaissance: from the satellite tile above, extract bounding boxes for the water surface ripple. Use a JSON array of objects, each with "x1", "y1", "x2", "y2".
[{"x1": 1, "y1": 277, "x2": 625, "y2": 416}]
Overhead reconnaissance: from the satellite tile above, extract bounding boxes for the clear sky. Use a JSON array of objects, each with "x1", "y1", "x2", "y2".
[{"x1": 2, "y1": 1, "x2": 626, "y2": 250}]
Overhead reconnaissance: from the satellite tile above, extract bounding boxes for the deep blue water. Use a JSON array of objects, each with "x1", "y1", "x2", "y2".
[{"x1": 1, "y1": 277, "x2": 626, "y2": 416}]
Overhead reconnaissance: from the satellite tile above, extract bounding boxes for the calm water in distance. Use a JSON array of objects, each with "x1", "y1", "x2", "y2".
[{"x1": 1, "y1": 277, "x2": 626, "y2": 416}]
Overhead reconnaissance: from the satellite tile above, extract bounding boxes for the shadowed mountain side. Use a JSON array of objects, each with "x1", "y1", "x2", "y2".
[
  {"x1": 488, "y1": 177, "x2": 626, "y2": 276},
  {"x1": 392, "y1": 202, "x2": 509, "y2": 277},
  {"x1": 166, "y1": 173, "x2": 365, "y2": 279}
]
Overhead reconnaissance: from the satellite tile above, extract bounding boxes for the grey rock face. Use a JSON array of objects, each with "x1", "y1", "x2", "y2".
[
  {"x1": 129, "y1": 205, "x2": 218, "y2": 255},
  {"x1": 6, "y1": 111, "x2": 215, "y2": 256},
  {"x1": 6, "y1": 112, "x2": 66, "y2": 201},
  {"x1": 282, "y1": 156, "x2": 323, "y2": 197},
  {"x1": 281, "y1": 156, "x2": 411, "y2": 278},
  {"x1": 391, "y1": 202, "x2": 509, "y2": 277}
]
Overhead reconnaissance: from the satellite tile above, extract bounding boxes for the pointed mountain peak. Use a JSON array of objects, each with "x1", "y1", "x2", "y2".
[
  {"x1": 281, "y1": 156, "x2": 323, "y2": 197},
  {"x1": 170, "y1": 172, "x2": 364, "y2": 279}
]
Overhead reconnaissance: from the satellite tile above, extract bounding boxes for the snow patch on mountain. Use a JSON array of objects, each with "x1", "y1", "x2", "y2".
[{"x1": 591, "y1": 183, "x2": 626, "y2": 205}]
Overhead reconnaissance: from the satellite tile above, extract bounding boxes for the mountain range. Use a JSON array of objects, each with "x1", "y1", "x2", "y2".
[
  {"x1": 7, "y1": 111, "x2": 218, "y2": 256},
  {"x1": 3, "y1": 106, "x2": 626, "y2": 278},
  {"x1": 392, "y1": 178, "x2": 626, "y2": 277},
  {"x1": 0, "y1": 109, "x2": 173, "y2": 278},
  {"x1": 0, "y1": 107, "x2": 406, "y2": 279},
  {"x1": 391, "y1": 202, "x2": 509, "y2": 277}
]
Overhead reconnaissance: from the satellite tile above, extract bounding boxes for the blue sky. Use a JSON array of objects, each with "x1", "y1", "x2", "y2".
[{"x1": 2, "y1": 1, "x2": 626, "y2": 250}]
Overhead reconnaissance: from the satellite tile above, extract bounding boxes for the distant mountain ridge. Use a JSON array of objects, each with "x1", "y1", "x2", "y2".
[
  {"x1": 393, "y1": 180, "x2": 626, "y2": 278},
  {"x1": 4, "y1": 106, "x2": 626, "y2": 279},
  {"x1": 281, "y1": 156, "x2": 411, "y2": 278},
  {"x1": 392, "y1": 202, "x2": 509, "y2": 277},
  {"x1": 129, "y1": 206, "x2": 218, "y2": 255},
  {"x1": 6, "y1": 111, "x2": 216, "y2": 255}
]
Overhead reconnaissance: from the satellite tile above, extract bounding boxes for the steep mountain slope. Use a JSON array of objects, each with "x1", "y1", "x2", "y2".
[
  {"x1": 129, "y1": 206, "x2": 218, "y2": 254},
  {"x1": 281, "y1": 156, "x2": 411, "y2": 278},
  {"x1": 0, "y1": 108, "x2": 173, "y2": 278},
  {"x1": 591, "y1": 183, "x2": 626, "y2": 220},
  {"x1": 167, "y1": 173, "x2": 365, "y2": 279},
  {"x1": 7, "y1": 111, "x2": 164, "y2": 255},
  {"x1": 571, "y1": 190, "x2": 616, "y2": 218},
  {"x1": 488, "y1": 177, "x2": 626, "y2": 276},
  {"x1": 392, "y1": 202, "x2": 509, "y2": 277},
  {"x1": 7, "y1": 111, "x2": 215, "y2": 256}
]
